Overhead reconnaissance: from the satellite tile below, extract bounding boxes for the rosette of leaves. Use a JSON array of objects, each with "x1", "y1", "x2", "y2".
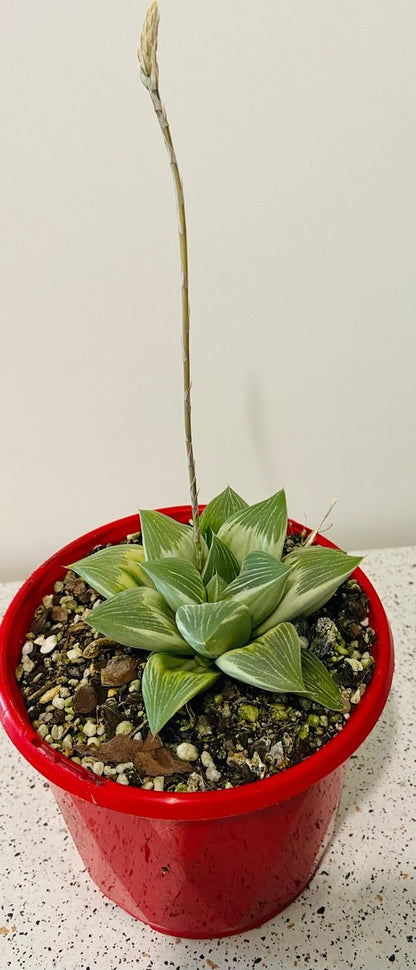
[{"x1": 70, "y1": 487, "x2": 361, "y2": 734}]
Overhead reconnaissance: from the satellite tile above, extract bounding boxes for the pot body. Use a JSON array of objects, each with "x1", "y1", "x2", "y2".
[
  {"x1": 51, "y1": 763, "x2": 345, "y2": 938},
  {"x1": 0, "y1": 507, "x2": 394, "y2": 938}
]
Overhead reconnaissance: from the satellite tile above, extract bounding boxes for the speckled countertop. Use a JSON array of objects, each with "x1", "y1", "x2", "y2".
[{"x1": 0, "y1": 547, "x2": 415, "y2": 970}]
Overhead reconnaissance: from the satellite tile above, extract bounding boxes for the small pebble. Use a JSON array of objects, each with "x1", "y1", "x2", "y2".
[
  {"x1": 206, "y1": 766, "x2": 221, "y2": 783},
  {"x1": 201, "y1": 751, "x2": 221, "y2": 781},
  {"x1": 67, "y1": 646, "x2": 82, "y2": 661},
  {"x1": 92, "y1": 762, "x2": 105, "y2": 776},
  {"x1": 51, "y1": 724, "x2": 64, "y2": 741},
  {"x1": 129, "y1": 680, "x2": 141, "y2": 693},
  {"x1": 201, "y1": 750, "x2": 215, "y2": 769},
  {"x1": 116, "y1": 773, "x2": 129, "y2": 786},
  {"x1": 142, "y1": 781, "x2": 154, "y2": 790},
  {"x1": 22, "y1": 657, "x2": 35, "y2": 674},
  {"x1": 82, "y1": 720, "x2": 97, "y2": 738},
  {"x1": 52, "y1": 695, "x2": 65, "y2": 710},
  {"x1": 186, "y1": 772, "x2": 205, "y2": 792},
  {"x1": 36, "y1": 724, "x2": 48, "y2": 739},
  {"x1": 176, "y1": 742, "x2": 199, "y2": 762},
  {"x1": 22, "y1": 642, "x2": 34, "y2": 657},
  {"x1": 40, "y1": 635, "x2": 57, "y2": 655},
  {"x1": 115, "y1": 720, "x2": 134, "y2": 736},
  {"x1": 153, "y1": 776, "x2": 165, "y2": 791},
  {"x1": 115, "y1": 762, "x2": 134, "y2": 774}
]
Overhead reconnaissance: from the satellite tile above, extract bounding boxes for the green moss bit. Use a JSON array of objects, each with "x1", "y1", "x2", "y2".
[
  {"x1": 270, "y1": 703, "x2": 289, "y2": 721},
  {"x1": 238, "y1": 704, "x2": 259, "y2": 724}
]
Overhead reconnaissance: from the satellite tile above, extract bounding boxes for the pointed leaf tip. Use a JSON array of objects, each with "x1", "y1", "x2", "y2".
[
  {"x1": 139, "y1": 509, "x2": 207, "y2": 567},
  {"x1": 199, "y1": 486, "x2": 248, "y2": 537},
  {"x1": 217, "y1": 490, "x2": 287, "y2": 565},
  {"x1": 69, "y1": 544, "x2": 151, "y2": 599},
  {"x1": 142, "y1": 653, "x2": 220, "y2": 735}
]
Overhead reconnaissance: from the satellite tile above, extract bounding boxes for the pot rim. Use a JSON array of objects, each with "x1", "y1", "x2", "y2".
[{"x1": 0, "y1": 506, "x2": 394, "y2": 821}]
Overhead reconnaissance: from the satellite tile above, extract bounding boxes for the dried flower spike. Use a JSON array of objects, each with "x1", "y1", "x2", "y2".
[
  {"x1": 138, "y1": 0, "x2": 160, "y2": 92},
  {"x1": 138, "y1": 1, "x2": 203, "y2": 571}
]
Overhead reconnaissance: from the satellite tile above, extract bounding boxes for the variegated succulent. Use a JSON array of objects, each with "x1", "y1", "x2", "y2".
[
  {"x1": 69, "y1": 6, "x2": 362, "y2": 734},
  {"x1": 70, "y1": 486, "x2": 361, "y2": 734}
]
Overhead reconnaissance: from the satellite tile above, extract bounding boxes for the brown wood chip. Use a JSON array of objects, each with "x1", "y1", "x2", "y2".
[
  {"x1": 76, "y1": 735, "x2": 142, "y2": 763},
  {"x1": 75, "y1": 730, "x2": 191, "y2": 776},
  {"x1": 133, "y1": 736, "x2": 192, "y2": 777},
  {"x1": 73, "y1": 685, "x2": 98, "y2": 714},
  {"x1": 100, "y1": 655, "x2": 137, "y2": 686}
]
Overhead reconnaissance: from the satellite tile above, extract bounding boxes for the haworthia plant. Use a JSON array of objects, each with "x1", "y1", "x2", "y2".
[
  {"x1": 70, "y1": 6, "x2": 362, "y2": 736},
  {"x1": 71, "y1": 488, "x2": 360, "y2": 733}
]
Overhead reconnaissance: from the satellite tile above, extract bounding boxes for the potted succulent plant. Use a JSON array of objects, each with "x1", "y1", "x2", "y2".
[{"x1": 0, "y1": 0, "x2": 393, "y2": 939}]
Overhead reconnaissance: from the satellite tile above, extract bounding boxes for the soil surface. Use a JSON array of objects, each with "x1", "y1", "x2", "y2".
[{"x1": 16, "y1": 532, "x2": 376, "y2": 793}]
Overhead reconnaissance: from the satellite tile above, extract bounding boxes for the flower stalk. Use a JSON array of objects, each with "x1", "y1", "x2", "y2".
[{"x1": 138, "y1": 0, "x2": 203, "y2": 571}]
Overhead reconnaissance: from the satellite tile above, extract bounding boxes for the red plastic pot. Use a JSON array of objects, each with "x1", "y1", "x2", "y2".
[{"x1": 0, "y1": 507, "x2": 394, "y2": 938}]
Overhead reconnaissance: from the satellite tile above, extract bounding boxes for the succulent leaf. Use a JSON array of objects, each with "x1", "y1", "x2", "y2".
[
  {"x1": 140, "y1": 557, "x2": 206, "y2": 611},
  {"x1": 69, "y1": 544, "x2": 152, "y2": 599},
  {"x1": 219, "y1": 550, "x2": 292, "y2": 627},
  {"x1": 299, "y1": 648, "x2": 344, "y2": 711},
  {"x1": 139, "y1": 509, "x2": 207, "y2": 566},
  {"x1": 176, "y1": 600, "x2": 252, "y2": 659},
  {"x1": 142, "y1": 653, "x2": 221, "y2": 735},
  {"x1": 199, "y1": 485, "x2": 248, "y2": 537},
  {"x1": 202, "y1": 533, "x2": 240, "y2": 586},
  {"x1": 255, "y1": 546, "x2": 362, "y2": 632},
  {"x1": 217, "y1": 490, "x2": 287, "y2": 565},
  {"x1": 87, "y1": 587, "x2": 193, "y2": 654},
  {"x1": 216, "y1": 622, "x2": 304, "y2": 693},
  {"x1": 205, "y1": 573, "x2": 228, "y2": 603}
]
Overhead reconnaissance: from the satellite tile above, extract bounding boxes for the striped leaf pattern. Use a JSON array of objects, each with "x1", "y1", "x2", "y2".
[
  {"x1": 300, "y1": 648, "x2": 344, "y2": 711},
  {"x1": 205, "y1": 573, "x2": 228, "y2": 603},
  {"x1": 202, "y1": 533, "x2": 240, "y2": 586},
  {"x1": 255, "y1": 546, "x2": 362, "y2": 632},
  {"x1": 199, "y1": 485, "x2": 248, "y2": 537},
  {"x1": 140, "y1": 557, "x2": 206, "y2": 611},
  {"x1": 69, "y1": 544, "x2": 152, "y2": 599},
  {"x1": 176, "y1": 600, "x2": 252, "y2": 659},
  {"x1": 219, "y1": 551, "x2": 292, "y2": 627},
  {"x1": 217, "y1": 490, "x2": 288, "y2": 565},
  {"x1": 87, "y1": 587, "x2": 193, "y2": 654},
  {"x1": 142, "y1": 653, "x2": 221, "y2": 735},
  {"x1": 216, "y1": 622, "x2": 304, "y2": 693},
  {"x1": 139, "y1": 509, "x2": 207, "y2": 565}
]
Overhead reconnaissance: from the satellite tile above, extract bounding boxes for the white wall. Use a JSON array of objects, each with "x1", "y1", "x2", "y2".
[{"x1": 1, "y1": 0, "x2": 415, "y2": 580}]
